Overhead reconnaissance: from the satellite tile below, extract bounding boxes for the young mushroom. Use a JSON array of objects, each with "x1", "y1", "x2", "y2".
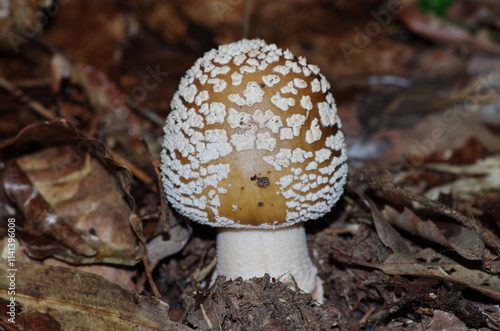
[{"x1": 161, "y1": 39, "x2": 347, "y2": 301}]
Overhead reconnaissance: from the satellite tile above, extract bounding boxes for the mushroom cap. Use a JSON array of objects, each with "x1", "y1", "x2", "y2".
[{"x1": 161, "y1": 39, "x2": 347, "y2": 229}]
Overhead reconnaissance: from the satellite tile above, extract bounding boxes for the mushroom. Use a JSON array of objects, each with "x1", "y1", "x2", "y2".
[{"x1": 161, "y1": 39, "x2": 347, "y2": 301}]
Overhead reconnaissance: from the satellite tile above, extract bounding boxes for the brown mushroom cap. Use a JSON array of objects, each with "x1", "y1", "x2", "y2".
[{"x1": 161, "y1": 39, "x2": 347, "y2": 228}]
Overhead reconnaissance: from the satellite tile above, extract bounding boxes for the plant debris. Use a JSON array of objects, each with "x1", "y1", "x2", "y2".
[
  {"x1": 187, "y1": 275, "x2": 341, "y2": 331},
  {"x1": 0, "y1": 0, "x2": 499, "y2": 329}
]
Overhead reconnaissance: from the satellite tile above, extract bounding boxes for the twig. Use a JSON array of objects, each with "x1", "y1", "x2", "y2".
[
  {"x1": 0, "y1": 76, "x2": 56, "y2": 120},
  {"x1": 132, "y1": 107, "x2": 164, "y2": 127},
  {"x1": 242, "y1": 0, "x2": 254, "y2": 39},
  {"x1": 108, "y1": 148, "x2": 155, "y2": 189},
  {"x1": 141, "y1": 256, "x2": 162, "y2": 299},
  {"x1": 200, "y1": 304, "x2": 213, "y2": 330}
]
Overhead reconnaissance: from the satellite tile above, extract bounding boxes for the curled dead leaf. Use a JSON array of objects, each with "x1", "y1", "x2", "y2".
[
  {"x1": 383, "y1": 206, "x2": 485, "y2": 261},
  {"x1": 0, "y1": 119, "x2": 144, "y2": 266},
  {"x1": 351, "y1": 187, "x2": 413, "y2": 255}
]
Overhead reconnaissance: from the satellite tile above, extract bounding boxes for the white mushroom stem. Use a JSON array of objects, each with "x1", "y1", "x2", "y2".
[{"x1": 213, "y1": 223, "x2": 324, "y2": 302}]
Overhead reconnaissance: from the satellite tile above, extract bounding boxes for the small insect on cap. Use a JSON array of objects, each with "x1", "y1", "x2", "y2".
[{"x1": 161, "y1": 39, "x2": 347, "y2": 229}]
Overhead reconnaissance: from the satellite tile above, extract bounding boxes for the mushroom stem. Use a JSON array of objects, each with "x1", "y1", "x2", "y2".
[{"x1": 213, "y1": 223, "x2": 324, "y2": 302}]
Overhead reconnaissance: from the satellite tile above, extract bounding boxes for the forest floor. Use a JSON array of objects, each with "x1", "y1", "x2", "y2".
[{"x1": 0, "y1": 0, "x2": 500, "y2": 330}]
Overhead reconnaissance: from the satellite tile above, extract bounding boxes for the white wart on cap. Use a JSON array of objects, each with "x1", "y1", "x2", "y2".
[{"x1": 161, "y1": 39, "x2": 347, "y2": 229}]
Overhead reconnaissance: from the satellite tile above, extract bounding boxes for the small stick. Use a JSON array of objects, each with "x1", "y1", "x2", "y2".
[
  {"x1": 108, "y1": 148, "x2": 155, "y2": 189},
  {"x1": 242, "y1": 0, "x2": 254, "y2": 39},
  {"x1": 0, "y1": 76, "x2": 56, "y2": 120}
]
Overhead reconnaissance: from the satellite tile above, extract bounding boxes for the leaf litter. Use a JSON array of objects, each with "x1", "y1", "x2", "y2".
[{"x1": 0, "y1": 0, "x2": 500, "y2": 330}]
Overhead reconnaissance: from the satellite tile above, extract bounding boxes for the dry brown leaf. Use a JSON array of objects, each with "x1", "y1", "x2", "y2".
[
  {"x1": 423, "y1": 156, "x2": 500, "y2": 202},
  {"x1": 50, "y1": 54, "x2": 147, "y2": 162},
  {"x1": 383, "y1": 206, "x2": 485, "y2": 261},
  {"x1": 348, "y1": 70, "x2": 500, "y2": 164},
  {"x1": 352, "y1": 166, "x2": 500, "y2": 253},
  {"x1": 383, "y1": 249, "x2": 500, "y2": 300},
  {"x1": 353, "y1": 188, "x2": 413, "y2": 255},
  {"x1": 0, "y1": 259, "x2": 192, "y2": 331},
  {"x1": 142, "y1": 140, "x2": 192, "y2": 268},
  {"x1": 398, "y1": 0, "x2": 500, "y2": 54},
  {"x1": 0, "y1": 120, "x2": 144, "y2": 266},
  {"x1": 4, "y1": 159, "x2": 99, "y2": 258},
  {"x1": 332, "y1": 246, "x2": 500, "y2": 301},
  {"x1": 425, "y1": 310, "x2": 467, "y2": 331},
  {"x1": 147, "y1": 222, "x2": 192, "y2": 268},
  {"x1": 0, "y1": 297, "x2": 61, "y2": 330}
]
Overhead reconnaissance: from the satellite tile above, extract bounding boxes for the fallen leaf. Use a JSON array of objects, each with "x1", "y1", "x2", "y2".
[
  {"x1": 383, "y1": 248, "x2": 500, "y2": 300},
  {"x1": 0, "y1": 120, "x2": 144, "y2": 266},
  {"x1": 331, "y1": 246, "x2": 500, "y2": 301},
  {"x1": 50, "y1": 54, "x2": 147, "y2": 167},
  {"x1": 147, "y1": 222, "x2": 192, "y2": 268},
  {"x1": 0, "y1": 259, "x2": 192, "y2": 331},
  {"x1": 383, "y1": 206, "x2": 484, "y2": 261},
  {"x1": 347, "y1": 70, "x2": 500, "y2": 164},
  {"x1": 351, "y1": 167, "x2": 500, "y2": 254},
  {"x1": 425, "y1": 310, "x2": 467, "y2": 331},
  {"x1": 352, "y1": 188, "x2": 413, "y2": 254},
  {"x1": 399, "y1": 0, "x2": 500, "y2": 54},
  {"x1": 0, "y1": 298, "x2": 61, "y2": 331},
  {"x1": 424, "y1": 156, "x2": 500, "y2": 202},
  {"x1": 4, "y1": 159, "x2": 99, "y2": 258}
]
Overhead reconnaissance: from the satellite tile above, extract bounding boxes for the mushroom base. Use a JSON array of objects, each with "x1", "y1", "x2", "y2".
[{"x1": 213, "y1": 223, "x2": 324, "y2": 302}]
